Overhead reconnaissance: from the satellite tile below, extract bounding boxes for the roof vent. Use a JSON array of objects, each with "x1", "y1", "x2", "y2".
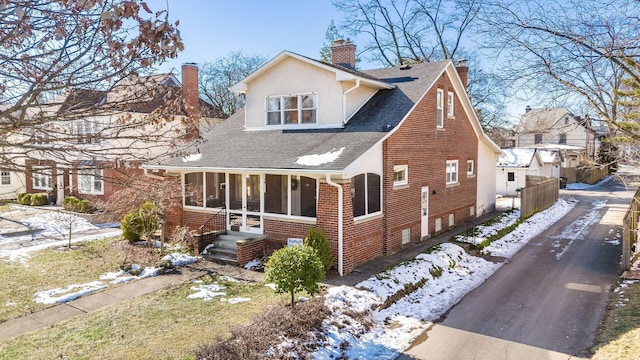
[{"x1": 399, "y1": 64, "x2": 411, "y2": 70}]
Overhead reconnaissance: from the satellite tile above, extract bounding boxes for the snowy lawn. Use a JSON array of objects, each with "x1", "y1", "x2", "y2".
[{"x1": 0, "y1": 274, "x2": 287, "y2": 360}]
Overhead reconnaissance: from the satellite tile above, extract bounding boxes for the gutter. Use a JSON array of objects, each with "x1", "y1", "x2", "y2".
[
  {"x1": 143, "y1": 168, "x2": 165, "y2": 180},
  {"x1": 325, "y1": 173, "x2": 344, "y2": 276},
  {"x1": 342, "y1": 79, "x2": 360, "y2": 125}
]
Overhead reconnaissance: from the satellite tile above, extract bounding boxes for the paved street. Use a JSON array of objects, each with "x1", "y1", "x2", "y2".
[{"x1": 401, "y1": 177, "x2": 633, "y2": 360}]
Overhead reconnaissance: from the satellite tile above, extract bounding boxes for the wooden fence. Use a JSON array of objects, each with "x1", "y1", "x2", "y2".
[
  {"x1": 520, "y1": 176, "x2": 560, "y2": 219},
  {"x1": 622, "y1": 187, "x2": 640, "y2": 270},
  {"x1": 577, "y1": 165, "x2": 609, "y2": 185}
]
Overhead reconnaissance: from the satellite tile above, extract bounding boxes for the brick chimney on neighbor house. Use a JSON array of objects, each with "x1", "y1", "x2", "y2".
[
  {"x1": 182, "y1": 63, "x2": 200, "y2": 118},
  {"x1": 456, "y1": 59, "x2": 469, "y2": 89},
  {"x1": 331, "y1": 39, "x2": 356, "y2": 70},
  {"x1": 181, "y1": 63, "x2": 200, "y2": 140}
]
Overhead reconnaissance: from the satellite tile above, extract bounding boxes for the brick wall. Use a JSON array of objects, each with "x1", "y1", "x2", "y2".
[
  {"x1": 237, "y1": 239, "x2": 266, "y2": 266},
  {"x1": 383, "y1": 70, "x2": 478, "y2": 252}
]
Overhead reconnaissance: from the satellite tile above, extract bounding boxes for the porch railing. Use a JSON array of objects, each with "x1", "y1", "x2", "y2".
[{"x1": 199, "y1": 207, "x2": 227, "y2": 239}]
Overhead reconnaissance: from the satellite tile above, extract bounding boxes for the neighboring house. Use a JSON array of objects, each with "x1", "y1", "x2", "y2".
[
  {"x1": 150, "y1": 41, "x2": 501, "y2": 275},
  {"x1": 19, "y1": 64, "x2": 219, "y2": 205},
  {"x1": 0, "y1": 169, "x2": 26, "y2": 200},
  {"x1": 496, "y1": 148, "x2": 560, "y2": 196},
  {"x1": 514, "y1": 107, "x2": 598, "y2": 160}
]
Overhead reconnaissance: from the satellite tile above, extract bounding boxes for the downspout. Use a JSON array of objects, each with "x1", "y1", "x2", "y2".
[
  {"x1": 325, "y1": 174, "x2": 344, "y2": 276},
  {"x1": 342, "y1": 79, "x2": 360, "y2": 125}
]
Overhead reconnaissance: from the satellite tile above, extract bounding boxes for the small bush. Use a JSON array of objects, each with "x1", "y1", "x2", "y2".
[
  {"x1": 265, "y1": 245, "x2": 325, "y2": 308},
  {"x1": 62, "y1": 196, "x2": 94, "y2": 213},
  {"x1": 63, "y1": 196, "x2": 79, "y2": 211},
  {"x1": 30, "y1": 193, "x2": 48, "y2": 206},
  {"x1": 303, "y1": 226, "x2": 333, "y2": 273},
  {"x1": 121, "y1": 211, "x2": 141, "y2": 242},
  {"x1": 17, "y1": 193, "x2": 29, "y2": 205}
]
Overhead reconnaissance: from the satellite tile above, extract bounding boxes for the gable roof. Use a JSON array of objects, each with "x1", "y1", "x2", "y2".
[
  {"x1": 230, "y1": 51, "x2": 394, "y2": 93},
  {"x1": 498, "y1": 148, "x2": 537, "y2": 168},
  {"x1": 154, "y1": 58, "x2": 500, "y2": 173},
  {"x1": 515, "y1": 108, "x2": 573, "y2": 133}
]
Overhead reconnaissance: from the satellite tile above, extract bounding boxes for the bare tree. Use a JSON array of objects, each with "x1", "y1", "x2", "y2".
[
  {"x1": 475, "y1": 0, "x2": 640, "y2": 142},
  {"x1": 199, "y1": 52, "x2": 267, "y2": 117},
  {"x1": 0, "y1": 1, "x2": 191, "y2": 171},
  {"x1": 332, "y1": 0, "x2": 508, "y2": 129}
]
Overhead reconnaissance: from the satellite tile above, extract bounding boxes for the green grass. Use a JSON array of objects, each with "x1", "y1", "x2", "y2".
[
  {"x1": 0, "y1": 237, "x2": 127, "y2": 322},
  {"x1": 0, "y1": 275, "x2": 286, "y2": 359},
  {"x1": 590, "y1": 280, "x2": 640, "y2": 359}
]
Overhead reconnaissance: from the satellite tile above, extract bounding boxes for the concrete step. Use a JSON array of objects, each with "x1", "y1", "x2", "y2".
[
  {"x1": 202, "y1": 253, "x2": 238, "y2": 266},
  {"x1": 214, "y1": 237, "x2": 239, "y2": 250}
]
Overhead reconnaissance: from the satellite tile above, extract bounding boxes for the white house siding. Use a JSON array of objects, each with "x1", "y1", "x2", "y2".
[
  {"x1": 243, "y1": 57, "x2": 376, "y2": 129},
  {"x1": 476, "y1": 140, "x2": 497, "y2": 216},
  {"x1": 0, "y1": 170, "x2": 26, "y2": 200}
]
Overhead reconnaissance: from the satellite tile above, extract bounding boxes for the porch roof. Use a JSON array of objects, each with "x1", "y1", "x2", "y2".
[{"x1": 152, "y1": 61, "x2": 450, "y2": 172}]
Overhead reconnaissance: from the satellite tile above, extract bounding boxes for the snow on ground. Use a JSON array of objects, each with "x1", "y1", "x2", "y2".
[
  {"x1": 187, "y1": 280, "x2": 252, "y2": 304},
  {"x1": 21, "y1": 211, "x2": 97, "y2": 236},
  {"x1": 549, "y1": 200, "x2": 607, "y2": 260},
  {"x1": 34, "y1": 281, "x2": 108, "y2": 305},
  {"x1": 454, "y1": 210, "x2": 520, "y2": 245},
  {"x1": 311, "y1": 197, "x2": 578, "y2": 359},
  {"x1": 482, "y1": 197, "x2": 577, "y2": 258},
  {"x1": 565, "y1": 176, "x2": 612, "y2": 190},
  {"x1": 35, "y1": 253, "x2": 200, "y2": 304}
]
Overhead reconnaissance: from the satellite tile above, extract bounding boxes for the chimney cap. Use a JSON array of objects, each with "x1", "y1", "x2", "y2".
[{"x1": 456, "y1": 59, "x2": 467, "y2": 67}]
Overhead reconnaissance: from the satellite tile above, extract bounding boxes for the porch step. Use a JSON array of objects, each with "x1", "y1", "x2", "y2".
[{"x1": 200, "y1": 231, "x2": 267, "y2": 267}]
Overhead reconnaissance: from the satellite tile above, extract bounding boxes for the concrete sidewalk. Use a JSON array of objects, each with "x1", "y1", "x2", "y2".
[{"x1": 0, "y1": 260, "x2": 264, "y2": 341}]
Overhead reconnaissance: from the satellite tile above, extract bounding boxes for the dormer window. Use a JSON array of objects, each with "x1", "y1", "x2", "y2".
[{"x1": 266, "y1": 93, "x2": 317, "y2": 126}]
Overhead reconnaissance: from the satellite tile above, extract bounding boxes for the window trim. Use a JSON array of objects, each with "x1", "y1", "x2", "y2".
[
  {"x1": 32, "y1": 166, "x2": 53, "y2": 190},
  {"x1": 436, "y1": 89, "x2": 444, "y2": 128},
  {"x1": 265, "y1": 93, "x2": 317, "y2": 126},
  {"x1": 78, "y1": 168, "x2": 104, "y2": 195},
  {"x1": 0, "y1": 171, "x2": 10, "y2": 185},
  {"x1": 352, "y1": 173, "x2": 382, "y2": 219},
  {"x1": 467, "y1": 160, "x2": 474, "y2": 176},
  {"x1": 393, "y1": 165, "x2": 408, "y2": 187},
  {"x1": 446, "y1": 160, "x2": 459, "y2": 185},
  {"x1": 447, "y1": 91, "x2": 455, "y2": 117}
]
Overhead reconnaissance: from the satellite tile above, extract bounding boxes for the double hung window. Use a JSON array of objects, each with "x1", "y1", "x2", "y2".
[
  {"x1": 267, "y1": 94, "x2": 317, "y2": 125},
  {"x1": 446, "y1": 160, "x2": 459, "y2": 185}
]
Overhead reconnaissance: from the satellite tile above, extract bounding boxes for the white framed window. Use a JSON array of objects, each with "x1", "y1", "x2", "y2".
[
  {"x1": 446, "y1": 160, "x2": 459, "y2": 185},
  {"x1": 449, "y1": 213, "x2": 455, "y2": 226},
  {"x1": 467, "y1": 160, "x2": 474, "y2": 176},
  {"x1": 266, "y1": 93, "x2": 317, "y2": 126},
  {"x1": 265, "y1": 174, "x2": 317, "y2": 218},
  {"x1": 78, "y1": 168, "x2": 104, "y2": 194},
  {"x1": 1, "y1": 171, "x2": 10, "y2": 185},
  {"x1": 351, "y1": 173, "x2": 381, "y2": 218},
  {"x1": 447, "y1": 91, "x2": 454, "y2": 117},
  {"x1": 32, "y1": 166, "x2": 53, "y2": 190},
  {"x1": 393, "y1": 165, "x2": 408, "y2": 187},
  {"x1": 71, "y1": 119, "x2": 104, "y2": 144},
  {"x1": 436, "y1": 89, "x2": 444, "y2": 128}
]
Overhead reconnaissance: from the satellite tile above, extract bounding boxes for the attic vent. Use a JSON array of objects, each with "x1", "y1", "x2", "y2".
[{"x1": 399, "y1": 64, "x2": 411, "y2": 70}]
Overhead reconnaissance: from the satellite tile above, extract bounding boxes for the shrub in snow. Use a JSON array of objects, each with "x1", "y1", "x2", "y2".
[
  {"x1": 63, "y1": 196, "x2": 94, "y2": 213},
  {"x1": 265, "y1": 245, "x2": 325, "y2": 308},
  {"x1": 303, "y1": 226, "x2": 333, "y2": 273},
  {"x1": 30, "y1": 193, "x2": 48, "y2": 206},
  {"x1": 121, "y1": 211, "x2": 141, "y2": 242},
  {"x1": 17, "y1": 192, "x2": 29, "y2": 205},
  {"x1": 121, "y1": 202, "x2": 160, "y2": 243}
]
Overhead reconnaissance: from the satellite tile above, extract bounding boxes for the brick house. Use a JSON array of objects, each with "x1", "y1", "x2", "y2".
[
  {"x1": 21, "y1": 64, "x2": 219, "y2": 205},
  {"x1": 151, "y1": 42, "x2": 501, "y2": 275}
]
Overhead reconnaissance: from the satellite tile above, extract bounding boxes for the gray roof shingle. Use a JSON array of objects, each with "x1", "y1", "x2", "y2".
[{"x1": 160, "y1": 60, "x2": 450, "y2": 172}]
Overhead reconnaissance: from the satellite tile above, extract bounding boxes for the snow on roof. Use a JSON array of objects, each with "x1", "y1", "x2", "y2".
[
  {"x1": 498, "y1": 148, "x2": 536, "y2": 167},
  {"x1": 537, "y1": 150, "x2": 559, "y2": 163}
]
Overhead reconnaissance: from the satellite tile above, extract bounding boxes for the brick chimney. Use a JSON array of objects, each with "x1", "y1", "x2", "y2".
[
  {"x1": 331, "y1": 39, "x2": 356, "y2": 70},
  {"x1": 181, "y1": 63, "x2": 200, "y2": 118},
  {"x1": 181, "y1": 63, "x2": 200, "y2": 140},
  {"x1": 456, "y1": 59, "x2": 469, "y2": 89}
]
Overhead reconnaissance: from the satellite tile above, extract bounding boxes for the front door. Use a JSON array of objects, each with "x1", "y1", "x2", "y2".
[
  {"x1": 421, "y1": 186, "x2": 429, "y2": 239},
  {"x1": 228, "y1": 173, "x2": 263, "y2": 233}
]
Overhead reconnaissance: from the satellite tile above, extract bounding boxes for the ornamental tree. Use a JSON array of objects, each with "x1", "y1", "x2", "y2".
[{"x1": 265, "y1": 245, "x2": 325, "y2": 308}]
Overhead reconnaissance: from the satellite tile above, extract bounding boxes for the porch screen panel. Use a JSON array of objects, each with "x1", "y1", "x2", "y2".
[
  {"x1": 229, "y1": 174, "x2": 242, "y2": 210},
  {"x1": 367, "y1": 173, "x2": 381, "y2": 213},
  {"x1": 352, "y1": 174, "x2": 366, "y2": 217},
  {"x1": 292, "y1": 176, "x2": 317, "y2": 217},
  {"x1": 184, "y1": 172, "x2": 203, "y2": 207},
  {"x1": 246, "y1": 174, "x2": 261, "y2": 212},
  {"x1": 265, "y1": 174, "x2": 287, "y2": 214},
  {"x1": 205, "y1": 172, "x2": 226, "y2": 208}
]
